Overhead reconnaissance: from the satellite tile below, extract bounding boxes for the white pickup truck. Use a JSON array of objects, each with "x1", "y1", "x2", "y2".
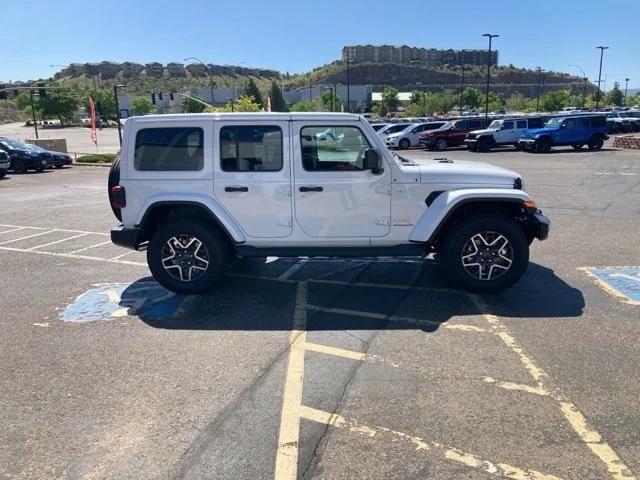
[{"x1": 109, "y1": 112, "x2": 549, "y2": 294}]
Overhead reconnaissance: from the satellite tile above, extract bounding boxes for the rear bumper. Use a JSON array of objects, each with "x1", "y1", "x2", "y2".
[
  {"x1": 110, "y1": 224, "x2": 140, "y2": 250},
  {"x1": 530, "y1": 210, "x2": 550, "y2": 241}
]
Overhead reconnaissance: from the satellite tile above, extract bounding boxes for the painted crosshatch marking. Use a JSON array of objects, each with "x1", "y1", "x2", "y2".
[
  {"x1": 59, "y1": 282, "x2": 184, "y2": 322},
  {"x1": 584, "y1": 267, "x2": 640, "y2": 305}
]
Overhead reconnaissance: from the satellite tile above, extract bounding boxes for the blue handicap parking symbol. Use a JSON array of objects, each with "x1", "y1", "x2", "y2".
[
  {"x1": 587, "y1": 267, "x2": 640, "y2": 305},
  {"x1": 60, "y1": 282, "x2": 184, "y2": 322}
]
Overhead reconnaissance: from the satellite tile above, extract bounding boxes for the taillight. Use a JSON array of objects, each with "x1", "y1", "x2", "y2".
[{"x1": 111, "y1": 185, "x2": 126, "y2": 208}]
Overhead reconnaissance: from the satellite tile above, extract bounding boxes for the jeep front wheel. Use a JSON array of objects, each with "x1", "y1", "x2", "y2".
[
  {"x1": 147, "y1": 219, "x2": 231, "y2": 294},
  {"x1": 534, "y1": 137, "x2": 551, "y2": 153},
  {"x1": 442, "y1": 215, "x2": 529, "y2": 293}
]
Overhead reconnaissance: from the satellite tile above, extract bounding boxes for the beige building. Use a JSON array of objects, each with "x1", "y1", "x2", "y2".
[{"x1": 342, "y1": 44, "x2": 498, "y2": 67}]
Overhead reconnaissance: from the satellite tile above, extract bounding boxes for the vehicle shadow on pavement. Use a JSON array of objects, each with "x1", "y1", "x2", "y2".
[{"x1": 127, "y1": 260, "x2": 584, "y2": 332}]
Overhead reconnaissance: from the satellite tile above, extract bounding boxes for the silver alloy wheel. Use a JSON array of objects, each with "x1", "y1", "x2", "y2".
[
  {"x1": 436, "y1": 138, "x2": 447, "y2": 150},
  {"x1": 161, "y1": 235, "x2": 210, "y2": 282},
  {"x1": 461, "y1": 231, "x2": 513, "y2": 281}
]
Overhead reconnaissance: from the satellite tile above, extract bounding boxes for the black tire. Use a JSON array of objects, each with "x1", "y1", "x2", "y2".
[
  {"x1": 147, "y1": 218, "x2": 231, "y2": 294},
  {"x1": 107, "y1": 155, "x2": 122, "y2": 221},
  {"x1": 54, "y1": 161, "x2": 63, "y2": 169},
  {"x1": 0, "y1": 170, "x2": 6, "y2": 179},
  {"x1": 12, "y1": 159, "x2": 26, "y2": 174},
  {"x1": 587, "y1": 135, "x2": 604, "y2": 151},
  {"x1": 35, "y1": 166, "x2": 44, "y2": 173},
  {"x1": 534, "y1": 137, "x2": 551, "y2": 153},
  {"x1": 513, "y1": 143, "x2": 522, "y2": 151},
  {"x1": 572, "y1": 144, "x2": 583, "y2": 150},
  {"x1": 477, "y1": 137, "x2": 492, "y2": 152},
  {"x1": 399, "y1": 138, "x2": 410, "y2": 150},
  {"x1": 442, "y1": 214, "x2": 529, "y2": 293},
  {"x1": 435, "y1": 138, "x2": 448, "y2": 151}
]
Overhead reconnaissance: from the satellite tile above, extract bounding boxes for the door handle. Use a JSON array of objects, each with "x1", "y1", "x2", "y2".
[
  {"x1": 299, "y1": 186, "x2": 323, "y2": 192},
  {"x1": 225, "y1": 185, "x2": 249, "y2": 192}
]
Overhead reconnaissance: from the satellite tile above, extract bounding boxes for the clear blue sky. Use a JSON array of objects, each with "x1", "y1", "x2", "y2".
[{"x1": 1, "y1": 0, "x2": 638, "y2": 89}]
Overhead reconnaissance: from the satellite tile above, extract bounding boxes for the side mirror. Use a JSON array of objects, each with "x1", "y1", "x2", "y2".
[{"x1": 364, "y1": 148, "x2": 383, "y2": 174}]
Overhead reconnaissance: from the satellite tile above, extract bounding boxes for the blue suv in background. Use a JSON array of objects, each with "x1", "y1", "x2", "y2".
[{"x1": 517, "y1": 114, "x2": 608, "y2": 153}]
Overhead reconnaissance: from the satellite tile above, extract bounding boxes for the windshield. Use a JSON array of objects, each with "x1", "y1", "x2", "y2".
[
  {"x1": 371, "y1": 124, "x2": 388, "y2": 131},
  {"x1": 437, "y1": 121, "x2": 454, "y2": 130},
  {"x1": 545, "y1": 118, "x2": 563, "y2": 127},
  {"x1": 0, "y1": 139, "x2": 30, "y2": 151},
  {"x1": 623, "y1": 112, "x2": 639, "y2": 118},
  {"x1": 488, "y1": 120, "x2": 502, "y2": 129},
  {"x1": 26, "y1": 144, "x2": 46, "y2": 152},
  {"x1": 382, "y1": 124, "x2": 411, "y2": 135}
]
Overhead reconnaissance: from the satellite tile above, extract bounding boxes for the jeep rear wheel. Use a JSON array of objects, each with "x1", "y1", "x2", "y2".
[
  {"x1": 147, "y1": 219, "x2": 231, "y2": 294},
  {"x1": 587, "y1": 136, "x2": 604, "y2": 151},
  {"x1": 442, "y1": 215, "x2": 529, "y2": 293},
  {"x1": 435, "y1": 138, "x2": 448, "y2": 151}
]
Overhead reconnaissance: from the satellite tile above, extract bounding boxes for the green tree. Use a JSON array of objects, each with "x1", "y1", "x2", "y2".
[
  {"x1": 39, "y1": 81, "x2": 81, "y2": 126},
  {"x1": 131, "y1": 96, "x2": 156, "y2": 115},
  {"x1": 93, "y1": 88, "x2": 117, "y2": 119},
  {"x1": 539, "y1": 89, "x2": 573, "y2": 112},
  {"x1": 289, "y1": 99, "x2": 324, "y2": 112},
  {"x1": 461, "y1": 87, "x2": 483, "y2": 109},
  {"x1": 181, "y1": 93, "x2": 207, "y2": 113},
  {"x1": 506, "y1": 93, "x2": 531, "y2": 112},
  {"x1": 381, "y1": 86, "x2": 400, "y2": 113},
  {"x1": 268, "y1": 81, "x2": 288, "y2": 112},
  {"x1": 486, "y1": 92, "x2": 506, "y2": 112},
  {"x1": 206, "y1": 95, "x2": 261, "y2": 112},
  {"x1": 605, "y1": 82, "x2": 624, "y2": 107},
  {"x1": 245, "y1": 78, "x2": 263, "y2": 106},
  {"x1": 371, "y1": 101, "x2": 388, "y2": 117},
  {"x1": 320, "y1": 88, "x2": 342, "y2": 112}
]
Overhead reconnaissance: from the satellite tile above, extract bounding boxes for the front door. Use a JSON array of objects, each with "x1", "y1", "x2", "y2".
[
  {"x1": 213, "y1": 121, "x2": 292, "y2": 238},
  {"x1": 292, "y1": 122, "x2": 391, "y2": 238}
]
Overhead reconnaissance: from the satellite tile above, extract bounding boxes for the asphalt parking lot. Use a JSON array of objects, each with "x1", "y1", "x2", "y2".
[{"x1": 1, "y1": 146, "x2": 639, "y2": 480}]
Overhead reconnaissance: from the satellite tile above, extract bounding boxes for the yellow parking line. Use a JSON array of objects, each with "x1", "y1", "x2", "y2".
[
  {"x1": 300, "y1": 405, "x2": 562, "y2": 480},
  {"x1": 303, "y1": 342, "x2": 365, "y2": 361},
  {"x1": 482, "y1": 376, "x2": 549, "y2": 396},
  {"x1": 469, "y1": 294, "x2": 636, "y2": 480},
  {"x1": 274, "y1": 282, "x2": 308, "y2": 480}
]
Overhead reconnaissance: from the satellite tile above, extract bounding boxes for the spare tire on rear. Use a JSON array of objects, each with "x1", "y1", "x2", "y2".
[{"x1": 107, "y1": 154, "x2": 122, "y2": 221}]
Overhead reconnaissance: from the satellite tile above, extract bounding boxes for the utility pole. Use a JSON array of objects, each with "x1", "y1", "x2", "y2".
[
  {"x1": 459, "y1": 66, "x2": 466, "y2": 114},
  {"x1": 29, "y1": 89, "x2": 38, "y2": 139},
  {"x1": 482, "y1": 33, "x2": 499, "y2": 118},
  {"x1": 309, "y1": 79, "x2": 312, "y2": 102},
  {"x1": 346, "y1": 49, "x2": 352, "y2": 113},
  {"x1": 595, "y1": 46, "x2": 608, "y2": 110},
  {"x1": 624, "y1": 78, "x2": 629, "y2": 106},
  {"x1": 535, "y1": 67, "x2": 545, "y2": 112},
  {"x1": 113, "y1": 85, "x2": 124, "y2": 146}
]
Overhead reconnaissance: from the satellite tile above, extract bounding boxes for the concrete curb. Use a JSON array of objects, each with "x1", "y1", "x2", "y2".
[{"x1": 73, "y1": 162, "x2": 113, "y2": 167}]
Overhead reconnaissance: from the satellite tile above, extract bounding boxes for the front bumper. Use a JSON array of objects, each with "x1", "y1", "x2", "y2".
[
  {"x1": 385, "y1": 137, "x2": 401, "y2": 147},
  {"x1": 111, "y1": 224, "x2": 141, "y2": 250},
  {"x1": 530, "y1": 209, "x2": 550, "y2": 240},
  {"x1": 517, "y1": 139, "x2": 536, "y2": 149},
  {"x1": 464, "y1": 139, "x2": 478, "y2": 147},
  {"x1": 0, "y1": 160, "x2": 9, "y2": 171}
]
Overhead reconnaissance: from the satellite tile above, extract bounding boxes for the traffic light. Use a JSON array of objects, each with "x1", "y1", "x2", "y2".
[
  {"x1": 169, "y1": 91, "x2": 174, "y2": 101},
  {"x1": 158, "y1": 92, "x2": 163, "y2": 101},
  {"x1": 151, "y1": 92, "x2": 156, "y2": 105}
]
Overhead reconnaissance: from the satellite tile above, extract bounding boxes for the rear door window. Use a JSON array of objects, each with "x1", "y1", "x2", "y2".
[
  {"x1": 516, "y1": 120, "x2": 527, "y2": 129},
  {"x1": 220, "y1": 125, "x2": 283, "y2": 172}
]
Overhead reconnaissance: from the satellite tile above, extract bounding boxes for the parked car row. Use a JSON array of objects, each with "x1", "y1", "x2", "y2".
[
  {"x1": 0, "y1": 137, "x2": 72, "y2": 178},
  {"x1": 377, "y1": 112, "x2": 616, "y2": 154}
]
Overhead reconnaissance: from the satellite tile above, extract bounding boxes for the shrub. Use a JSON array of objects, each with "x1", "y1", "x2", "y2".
[{"x1": 76, "y1": 153, "x2": 117, "y2": 164}]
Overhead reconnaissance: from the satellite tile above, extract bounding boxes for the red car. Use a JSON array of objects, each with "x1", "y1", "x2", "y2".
[{"x1": 419, "y1": 117, "x2": 494, "y2": 151}]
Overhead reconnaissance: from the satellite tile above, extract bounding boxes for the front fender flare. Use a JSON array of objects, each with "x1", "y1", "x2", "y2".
[{"x1": 409, "y1": 189, "x2": 532, "y2": 243}]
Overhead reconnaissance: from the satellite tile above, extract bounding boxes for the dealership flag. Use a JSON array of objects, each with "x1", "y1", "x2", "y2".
[{"x1": 88, "y1": 96, "x2": 97, "y2": 145}]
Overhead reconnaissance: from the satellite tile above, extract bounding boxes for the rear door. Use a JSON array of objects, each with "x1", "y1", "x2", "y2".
[
  {"x1": 292, "y1": 122, "x2": 391, "y2": 238},
  {"x1": 494, "y1": 120, "x2": 514, "y2": 144},
  {"x1": 213, "y1": 120, "x2": 293, "y2": 238}
]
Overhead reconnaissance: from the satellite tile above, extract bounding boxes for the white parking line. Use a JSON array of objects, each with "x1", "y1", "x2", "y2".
[
  {"x1": 109, "y1": 250, "x2": 138, "y2": 261},
  {"x1": 0, "y1": 245, "x2": 147, "y2": 267},
  {"x1": 26, "y1": 232, "x2": 90, "y2": 251},
  {"x1": 0, "y1": 227, "x2": 27, "y2": 235},
  {"x1": 278, "y1": 258, "x2": 309, "y2": 280},
  {"x1": 68, "y1": 241, "x2": 112, "y2": 254},
  {"x1": 0, "y1": 230, "x2": 56, "y2": 245}
]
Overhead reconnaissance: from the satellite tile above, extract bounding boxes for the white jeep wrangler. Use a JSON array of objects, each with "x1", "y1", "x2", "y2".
[
  {"x1": 109, "y1": 113, "x2": 549, "y2": 294},
  {"x1": 465, "y1": 117, "x2": 545, "y2": 152}
]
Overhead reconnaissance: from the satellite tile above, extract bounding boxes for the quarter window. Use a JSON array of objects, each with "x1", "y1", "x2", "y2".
[
  {"x1": 300, "y1": 126, "x2": 371, "y2": 171},
  {"x1": 220, "y1": 126, "x2": 283, "y2": 172},
  {"x1": 134, "y1": 127, "x2": 204, "y2": 171}
]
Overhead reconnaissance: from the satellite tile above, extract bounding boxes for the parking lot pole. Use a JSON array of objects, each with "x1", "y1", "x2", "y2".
[
  {"x1": 624, "y1": 78, "x2": 629, "y2": 106},
  {"x1": 536, "y1": 67, "x2": 545, "y2": 112},
  {"x1": 29, "y1": 90, "x2": 38, "y2": 139},
  {"x1": 595, "y1": 46, "x2": 608, "y2": 110},
  {"x1": 482, "y1": 33, "x2": 499, "y2": 118},
  {"x1": 113, "y1": 85, "x2": 123, "y2": 146},
  {"x1": 582, "y1": 77, "x2": 588, "y2": 109},
  {"x1": 459, "y1": 66, "x2": 465, "y2": 114}
]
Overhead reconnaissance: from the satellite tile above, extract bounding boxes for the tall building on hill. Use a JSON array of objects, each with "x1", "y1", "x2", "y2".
[{"x1": 342, "y1": 45, "x2": 498, "y2": 67}]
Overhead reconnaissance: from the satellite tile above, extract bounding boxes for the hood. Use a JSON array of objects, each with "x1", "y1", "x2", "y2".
[
  {"x1": 408, "y1": 158, "x2": 519, "y2": 186},
  {"x1": 469, "y1": 128, "x2": 497, "y2": 137},
  {"x1": 521, "y1": 127, "x2": 556, "y2": 138}
]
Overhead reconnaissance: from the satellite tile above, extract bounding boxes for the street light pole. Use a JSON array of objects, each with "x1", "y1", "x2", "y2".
[
  {"x1": 535, "y1": 67, "x2": 545, "y2": 112},
  {"x1": 29, "y1": 89, "x2": 39, "y2": 139},
  {"x1": 346, "y1": 49, "x2": 352, "y2": 113},
  {"x1": 595, "y1": 46, "x2": 608, "y2": 110},
  {"x1": 624, "y1": 78, "x2": 629, "y2": 106},
  {"x1": 113, "y1": 85, "x2": 124, "y2": 146},
  {"x1": 459, "y1": 66, "x2": 466, "y2": 114},
  {"x1": 482, "y1": 33, "x2": 499, "y2": 118}
]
